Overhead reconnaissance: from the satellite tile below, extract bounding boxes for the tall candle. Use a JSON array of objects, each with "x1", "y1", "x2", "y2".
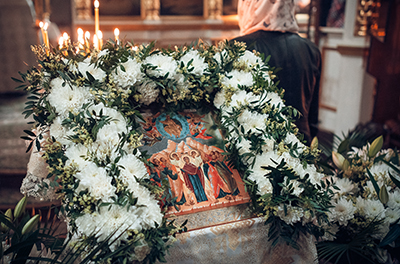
[
  {"x1": 94, "y1": 0, "x2": 100, "y2": 36},
  {"x1": 114, "y1": 28, "x2": 120, "y2": 44},
  {"x1": 58, "y1": 36, "x2": 64, "y2": 49},
  {"x1": 39, "y1": 22, "x2": 45, "y2": 46},
  {"x1": 93, "y1": 34, "x2": 99, "y2": 50},
  {"x1": 43, "y1": 22, "x2": 49, "y2": 49},
  {"x1": 77, "y1": 28, "x2": 84, "y2": 50},
  {"x1": 62, "y1": 32, "x2": 69, "y2": 46},
  {"x1": 84, "y1": 31, "x2": 90, "y2": 47},
  {"x1": 98, "y1": 30, "x2": 103, "y2": 49},
  {"x1": 77, "y1": 28, "x2": 84, "y2": 43}
]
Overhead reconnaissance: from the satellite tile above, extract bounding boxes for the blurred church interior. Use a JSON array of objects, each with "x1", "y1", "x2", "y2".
[{"x1": 0, "y1": 0, "x2": 399, "y2": 209}]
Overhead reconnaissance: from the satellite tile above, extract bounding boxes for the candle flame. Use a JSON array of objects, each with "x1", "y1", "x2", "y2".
[
  {"x1": 59, "y1": 37, "x2": 64, "y2": 47},
  {"x1": 63, "y1": 32, "x2": 69, "y2": 40},
  {"x1": 77, "y1": 28, "x2": 84, "y2": 36},
  {"x1": 43, "y1": 22, "x2": 49, "y2": 30},
  {"x1": 94, "y1": 0, "x2": 99, "y2": 8},
  {"x1": 97, "y1": 30, "x2": 103, "y2": 39},
  {"x1": 85, "y1": 31, "x2": 90, "y2": 39},
  {"x1": 93, "y1": 34, "x2": 99, "y2": 49},
  {"x1": 114, "y1": 28, "x2": 120, "y2": 37},
  {"x1": 39, "y1": 21, "x2": 44, "y2": 28}
]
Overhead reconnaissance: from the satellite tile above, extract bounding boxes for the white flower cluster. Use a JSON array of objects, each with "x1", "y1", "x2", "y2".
[
  {"x1": 213, "y1": 47, "x2": 324, "y2": 226},
  {"x1": 326, "y1": 145, "x2": 400, "y2": 243},
  {"x1": 42, "y1": 51, "x2": 166, "y2": 252}
]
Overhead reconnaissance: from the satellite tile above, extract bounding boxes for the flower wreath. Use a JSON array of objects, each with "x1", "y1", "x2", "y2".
[{"x1": 18, "y1": 40, "x2": 333, "y2": 263}]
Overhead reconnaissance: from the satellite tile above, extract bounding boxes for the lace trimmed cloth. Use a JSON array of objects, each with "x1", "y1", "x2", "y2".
[
  {"x1": 161, "y1": 217, "x2": 318, "y2": 264},
  {"x1": 20, "y1": 148, "x2": 58, "y2": 201}
]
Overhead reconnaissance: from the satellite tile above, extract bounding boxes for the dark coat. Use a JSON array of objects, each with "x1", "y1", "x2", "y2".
[{"x1": 232, "y1": 30, "x2": 321, "y2": 144}]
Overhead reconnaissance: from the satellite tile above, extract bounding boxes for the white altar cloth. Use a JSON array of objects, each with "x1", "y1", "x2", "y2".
[{"x1": 162, "y1": 217, "x2": 318, "y2": 264}]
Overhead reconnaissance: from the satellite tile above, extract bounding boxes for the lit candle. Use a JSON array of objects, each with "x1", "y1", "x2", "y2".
[
  {"x1": 94, "y1": 0, "x2": 100, "y2": 36},
  {"x1": 62, "y1": 32, "x2": 69, "y2": 46},
  {"x1": 39, "y1": 21, "x2": 45, "y2": 45},
  {"x1": 77, "y1": 28, "x2": 84, "y2": 44},
  {"x1": 77, "y1": 28, "x2": 84, "y2": 50},
  {"x1": 97, "y1": 30, "x2": 103, "y2": 49},
  {"x1": 84, "y1": 31, "x2": 90, "y2": 47},
  {"x1": 43, "y1": 22, "x2": 50, "y2": 49},
  {"x1": 58, "y1": 36, "x2": 64, "y2": 49},
  {"x1": 93, "y1": 34, "x2": 99, "y2": 50},
  {"x1": 114, "y1": 28, "x2": 120, "y2": 44}
]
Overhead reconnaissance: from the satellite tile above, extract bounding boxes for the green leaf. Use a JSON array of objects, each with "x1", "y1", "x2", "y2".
[
  {"x1": 366, "y1": 168, "x2": 380, "y2": 196},
  {"x1": 23, "y1": 130, "x2": 36, "y2": 137},
  {"x1": 379, "y1": 224, "x2": 400, "y2": 247}
]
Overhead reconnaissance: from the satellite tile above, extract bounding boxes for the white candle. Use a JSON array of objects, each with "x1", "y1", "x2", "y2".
[
  {"x1": 94, "y1": 0, "x2": 100, "y2": 36},
  {"x1": 114, "y1": 28, "x2": 120, "y2": 44},
  {"x1": 85, "y1": 31, "x2": 90, "y2": 50},
  {"x1": 93, "y1": 34, "x2": 99, "y2": 50},
  {"x1": 62, "y1": 32, "x2": 69, "y2": 46},
  {"x1": 77, "y1": 28, "x2": 84, "y2": 44},
  {"x1": 43, "y1": 22, "x2": 49, "y2": 49},
  {"x1": 39, "y1": 21, "x2": 45, "y2": 46},
  {"x1": 97, "y1": 30, "x2": 103, "y2": 49},
  {"x1": 58, "y1": 36, "x2": 64, "y2": 49}
]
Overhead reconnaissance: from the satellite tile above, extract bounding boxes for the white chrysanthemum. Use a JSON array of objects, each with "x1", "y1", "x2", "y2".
[
  {"x1": 49, "y1": 116, "x2": 74, "y2": 146},
  {"x1": 213, "y1": 90, "x2": 226, "y2": 109},
  {"x1": 180, "y1": 50, "x2": 208, "y2": 75},
  {"x1": 144, "y1": 54, "x2": 178, "y2": 78},
  {"x1": 265, "y1": 92, "x2": 285, "y2": 110},
  {"x1": 113, "y1": 58, "x2": 144, "y2": 87},
  {"x1": 127, "y1": 180, "x2": 163, "y2": 228},
  {"x1": 369, "y1": 162, "x2": 398, "y2": 184},
  {"x1": 65, "y1": 144, "x2": 89, "y2": 168},
  {"x1": 348, "y1": 145, "x2": 369, "y2": 161},
  {"x1": 388, "y1": 190, "x2": 400, "y2": 209},
  {"x1": 329, "y1": 197, "x2": 356, "y2": 226},
  {"x1": 238, "y1": 50, "x2": 263, "y2": 67},
  {"x1": 222, "y1": 70, "x2": 254, "y2": 88},
  {"x1": 75, "y1": 162, "x2": 116, "y2": 202},
  {"x1": 332, "y1": 177, "x2": 357, "y2": 195},
  {"x1": 276, "y1": 204, "x2": 304, "y2": 225},
  {"x1": 97, "y1": 123, "x2": 127, "y2": 146},
  {"x1": 230, "y1": 90, "x2": 261, "y2": 109},
  {"x1": 118, "y1": 154, "x2": 149, "y2": 187},
  {"x1": 213, "y1": 50, "x2": 228, "y2": 65},
  {"x1": 75, "y1": 205, "x2": 141, "y2": 247},
  {"x1": 237, "y1": 138, "x2": 252, "y2": 156},
  {"x1": 136, "y1": 81, "x2": 159, "y2": 105},
  {"x1": 237, "y1": 109, "x2": 267, "y2": 134},
  {"x1": 261, "y1": 139, "x2": 275, "y2": 153},
  {"x1": 89, "y1": 103, "x2": 127, "y2": 132},
  {"x1": 385, "y1": 208, "x2": 400, "y2": 224},
  {"x1": 248, "y1": 151, "x2": 283, "y2": 195},
  {"x1": 89, "y1": 140, "x2": 120, "y2": 164},
  {"x1": 363, "y1": 199, "x2": 386, "y2": 220},
  {"x1": 77, "y1": 58, "x2": 107, "y2": 81},
  {"x1": 62, "y1": 59, "x2": 78, "y2": 74},
  {"x1": 282, "y1": 177, "x2": 304, "y2": 196},
  {"x1": 173, "y1": 73, "x2": 190, "y2": 91},
  {"x1": 279, "y1": 151, "x2": 322, "y2": 186},
  {"x1": 284, "y1": 132, "x2": 305, "y2": 154},
  {"x1": 47, "y1": 78, "x2": 92, "y2": 116}
]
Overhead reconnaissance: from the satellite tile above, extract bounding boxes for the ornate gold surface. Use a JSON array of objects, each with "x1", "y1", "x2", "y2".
[{"x1": 168, "y1": 203, "x2": 253, "y2": 230}]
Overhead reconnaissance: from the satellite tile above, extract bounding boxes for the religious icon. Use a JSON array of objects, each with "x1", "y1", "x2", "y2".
[{"x1": 139, "y1": 109, "x2": 250, "y2": 215}]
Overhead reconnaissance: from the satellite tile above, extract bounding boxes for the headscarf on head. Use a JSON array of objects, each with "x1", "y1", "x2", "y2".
[{"x1": 238, "y1": 0, "x2": 299, "y2": 35}]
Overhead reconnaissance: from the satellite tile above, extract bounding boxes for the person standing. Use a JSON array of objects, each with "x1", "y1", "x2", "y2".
[{"x1": 232, "y1": 0, "x2": 321, "y2": 144}]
